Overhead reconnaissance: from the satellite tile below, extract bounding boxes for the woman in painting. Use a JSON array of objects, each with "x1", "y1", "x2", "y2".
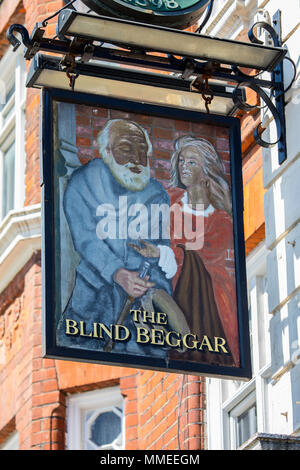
[{"x1": 168, "y1": 135, "x2": 239, "y2": 366}]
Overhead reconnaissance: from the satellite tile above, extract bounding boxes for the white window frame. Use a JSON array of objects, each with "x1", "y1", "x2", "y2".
[
  {"x1": 0, "y1": 45, "x2": 26, "y2": 222},
  {"x1": 222, "y1": 381, "x2": 257, "y2": 449},
  {"x1": 228, "y1": 390, "x2": 257, "y2": 449},
  {"x1": 67, "y1": 386, "x2": 125, "y2": 450},
  {"x1": 0, "y1": 431, "x2": 18, "y2": 450}
]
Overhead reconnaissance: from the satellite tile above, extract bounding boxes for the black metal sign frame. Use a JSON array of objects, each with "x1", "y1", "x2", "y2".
[{"x1": 41, "y1": 86, "x2": 251, "y2": 380}]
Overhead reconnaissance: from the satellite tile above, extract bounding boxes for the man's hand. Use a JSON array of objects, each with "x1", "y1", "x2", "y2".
[
  {"x1": 113, "y1": 268, "x2": 155, "y2": 298},
  {"x1": 128, "y1": 239, "x2": 160, "y2": 258}
]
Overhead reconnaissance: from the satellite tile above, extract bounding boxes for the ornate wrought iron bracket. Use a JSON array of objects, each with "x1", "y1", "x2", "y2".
[
  {"x1": 236, "y1": 10, "x2": 288, "y2": 164},
  {"x1": 6, "y1": 7, "x2": 293, "y2": 165}
]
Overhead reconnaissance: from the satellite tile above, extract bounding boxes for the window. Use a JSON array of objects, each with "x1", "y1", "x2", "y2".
[
  {"x1": 85, "y1": 407, "x2": 123, "y2": 450},
  {"x1": 237, "y1": 404, "x2": 257, "y2": 447},
  {"x1": 67, "y1": 386, "x2": 124, "y2": 450},
  {"x1": 0, "y1": 45, "x2": 26, "y2": 221},
  {"x1": 2, "y1": 140, "x2": 15, "y2": 217},
  {"x1": 228, "y1": 390, "x2": 258, "y2": 449}
]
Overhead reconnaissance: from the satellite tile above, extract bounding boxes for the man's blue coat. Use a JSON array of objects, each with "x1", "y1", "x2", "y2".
[{"x1": 57, "y1": 158, "x2": 172, "y2": 356}]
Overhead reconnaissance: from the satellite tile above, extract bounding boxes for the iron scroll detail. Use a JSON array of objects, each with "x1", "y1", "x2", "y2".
[
  {"x1": 6, "y1": 24, "x2": 32, "y2": 51},
  {"x1": 232, "y1": 81, "x2": 283, "y2": 148},
  {"x1": 248, "y1": 20, "x2": 281, "y2": 47}
]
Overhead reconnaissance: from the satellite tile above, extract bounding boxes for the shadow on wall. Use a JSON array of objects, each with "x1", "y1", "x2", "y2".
[{"x1": 264, "y1": 43, "x2": 300, "y2": 434}]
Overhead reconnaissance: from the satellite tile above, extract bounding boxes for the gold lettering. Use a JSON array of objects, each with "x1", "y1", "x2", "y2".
[
  {"x1": 151, "y1": 328, "x2": 165, "y2": 345},
  {"x1": 156, "y1": 312, "x2": 168, "y2": 325},
  {"x1": 114, "y1": 325, "x2": 130, "y2": 341},
  {"x1": 65, "y1": 319, "x2": 79, "y2": 335},
  {"x1": 182, "y1": 334, "x2": 198, "y2": 350},
  {"x1": 142, "y1": 311, "x2": 156, "y2": 323},
  {"x1": 93, "y1": 322, "x2": 98, "y2": 338},
  {"x1": 130, "y1": 309, "x2": 141, "y2": 322},
  {"x1": 214, "y1": 337, "x2": 229, "y2": 354},
  {"x1": 198, "y1": 335, "x2": 214, "y2": 351},
  {"x1": 131, "y1": 310, "x2": 169, "y2": 325},
  {"x1": 165, "y1": 331, "x2": 181, "y2": 348},
  {"x1": 136, "y1": 327, "x2": 150, "y2": 343},
  {"x1": 98, "y1": 323, "x2": 113, "y2": 339},
  {"x1": 79, "y1": 321, "x2": 93, "y2": 337}
]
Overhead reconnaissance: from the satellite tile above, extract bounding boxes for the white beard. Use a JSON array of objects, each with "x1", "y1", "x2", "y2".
[{"x1": 103, "y1": 151, "x2": 150, "y2": 192}]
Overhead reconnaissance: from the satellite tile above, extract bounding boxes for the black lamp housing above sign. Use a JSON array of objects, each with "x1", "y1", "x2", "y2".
[
  {"x1": 6, "y1": 3, "x2": 295, "y2": 166},
  {"x1": 80, "y1": 0, "x2": 211, "y2": 30}
]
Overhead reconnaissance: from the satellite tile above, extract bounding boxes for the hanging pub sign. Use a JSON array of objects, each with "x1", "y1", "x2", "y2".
[
  {"x1": 80, "y1": 0, "x2": 211, "y2": 29},
  {"x1": 42, "y1": 85, "x2": 251, "y2": 380}
]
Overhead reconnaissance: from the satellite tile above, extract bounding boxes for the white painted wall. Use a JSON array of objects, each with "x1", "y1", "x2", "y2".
[
  {"x1": 204, "y1": 0, "x2": 300, "y2": 448},
  {"x1": 261, "y1": 0, "x2": 300, "y2": 438}
]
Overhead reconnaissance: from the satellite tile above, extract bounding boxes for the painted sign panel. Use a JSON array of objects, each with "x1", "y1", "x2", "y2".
[
  {"x1": 42, "y1": 88, "x2": 251, "y2": 379},
  {"x1": 81, "y1": 0, "x2": 210, "y2": 29}
]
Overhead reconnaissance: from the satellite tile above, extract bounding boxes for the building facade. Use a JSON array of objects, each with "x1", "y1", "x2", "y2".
[
  {"x1": 203, "y1": 0, "x2": 300, "y2": 450},
  {"x1": 0, "y1": 0, "x2": 299, "y2": 451}
]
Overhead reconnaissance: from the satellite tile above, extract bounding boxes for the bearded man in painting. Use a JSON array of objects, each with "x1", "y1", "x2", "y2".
[{"x1": 57, "y1": 118, "x2": 177, "y2": 355}]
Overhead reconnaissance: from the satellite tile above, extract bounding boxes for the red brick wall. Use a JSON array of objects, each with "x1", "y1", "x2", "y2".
[
  {"x1": 0, "y1": 0, "x2": 25, "y2": 58},
  {"x1": 134, "y1": 373, "x2": 206, "y2": 450},
  {"x1": 23, "y1": 0, "x2": 65, "y2": 207},
  {"x1": 76, "y1": 104, "x2": 231, "y2": 185}
]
